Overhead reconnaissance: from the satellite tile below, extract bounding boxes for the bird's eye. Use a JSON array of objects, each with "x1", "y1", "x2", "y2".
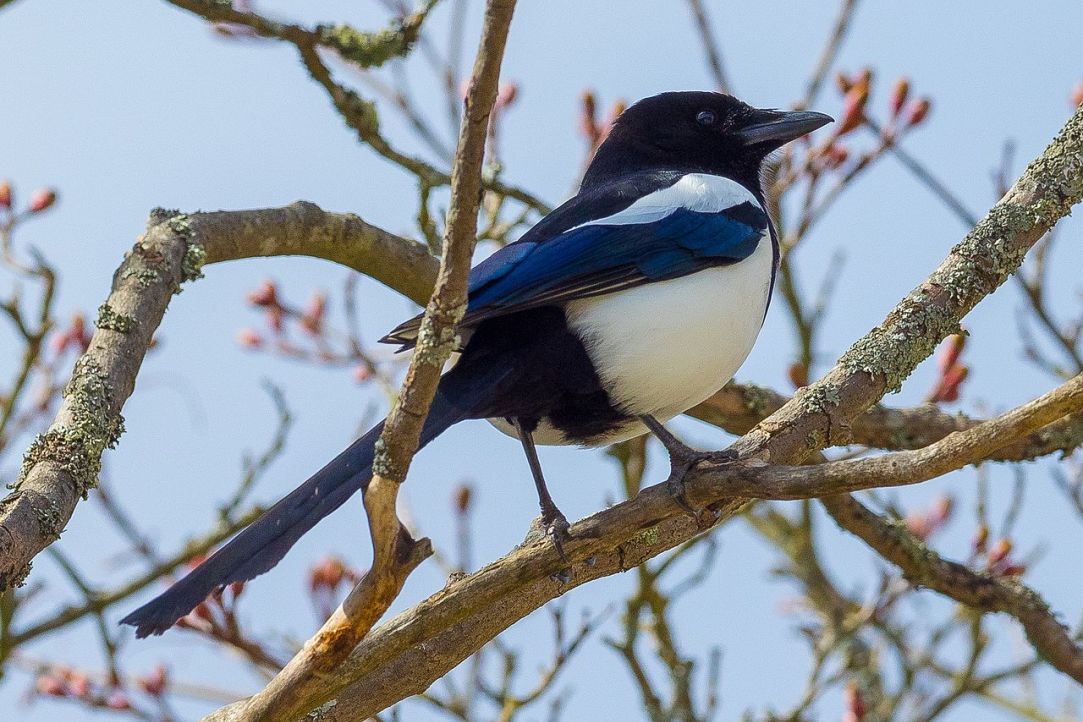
[{"x1": 696, "y1": 110, "x2": 717, "y2": 126}]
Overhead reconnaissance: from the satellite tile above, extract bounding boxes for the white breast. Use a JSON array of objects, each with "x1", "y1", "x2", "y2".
[
  {"x1": 566, "y1": 237, "x2": 773, "y2": 421},
  {"x1": 488, "y1": 173, "x2": 774, "y2": 447}
]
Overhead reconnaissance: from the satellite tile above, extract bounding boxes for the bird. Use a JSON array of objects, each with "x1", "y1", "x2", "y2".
[{"x1": 121, "y1": 91, "x2": 831, "y2": 637}]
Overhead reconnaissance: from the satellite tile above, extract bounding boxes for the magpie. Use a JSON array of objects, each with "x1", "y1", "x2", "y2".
[{"x1": 121, "y1": 91, "x2": 831, "y2": 637}]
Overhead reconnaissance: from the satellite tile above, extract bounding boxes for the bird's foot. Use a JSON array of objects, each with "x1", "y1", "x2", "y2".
[
  {"x1": 527, "y1": 508, "x2": 573, "y2": 562},
  {"x1": 542, "y1": 508, "x2": 572, "y2": 561},
  {"x1": 664, "y1": 446, "x2": 739, "y2": 529}
]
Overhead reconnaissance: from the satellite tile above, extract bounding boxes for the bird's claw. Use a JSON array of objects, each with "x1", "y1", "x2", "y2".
[
  {"x1": 543, "y1": 510, "x2": 572, "y2": 561},
  {"x1": 664, "y1": 447, "x2": 739, "y2": 529},
  {"x1": 527, "y1": 509, "x2": 573, "y2": 562}
]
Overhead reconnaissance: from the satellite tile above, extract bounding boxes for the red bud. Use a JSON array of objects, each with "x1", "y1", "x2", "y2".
[
  {"x1": 496, "y1": 82, "x2": 519, "y2": 109},
  {"x1": 987, "y1": 538, "x2": 1012, "y2": 565},
  {"x1": 836, "y1": 85, "x2": 869, "y2": 136},
  {"x1": 35, "y1": 675, "x2": 67, "y2": 697},
  {"x1": 0, "y1": 179, "x2": 11, "y2": 209},
  {"x1": 937, "y1": 334, "x2": 966, "y2": 374},
  {"x1": 889, "y1": 78, "x2": 911, "y2": 118},
  {"x1": 822, "y1": 143, "x2": 849, "y2": 170},
  {"x1": 300, "y1": 292, "x2": 326, "y2": 335},
  {"x1": 237, "y1": 328, "x2": 263, "y2": 348},
  {"x1": 835, "y1": 71, "x2": 853, "y2": 94},
  {"x1": 579, "y1": 89, "x2": 598, "y2": 142},
  {"x1": 454, "y1": 484, "x2": 473, "y2": 513},
  {"x1": 246, "y1": 280, "x2": 278, "y2": 307},
  {"x1": 905, "y1": 98, "x2": 931, "y2": 127},
  {"x1": 843, "y1": 681, "x2": 866, "y2": 722},
  {"x1": 106, "y1": 691, "x2": 132, "y2": 710},
  {"x1": 27, "y1": 188, "x2": 57, "y2": 213},
  {"x1": 787, "y1": 361, "x2": 809, "y2": 388},
  {"x1": 139, "y1": 666, "x2": 168, "y2": 696}
]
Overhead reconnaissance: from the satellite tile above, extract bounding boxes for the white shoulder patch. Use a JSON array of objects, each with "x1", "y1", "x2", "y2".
[{"x1": 570, "y1": 173, "x2": 760, "y2": 230}]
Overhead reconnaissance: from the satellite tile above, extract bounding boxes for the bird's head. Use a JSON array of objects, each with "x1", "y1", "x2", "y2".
[{"x1": 581, "y1": 91, "x2": 832, "y2": 196}]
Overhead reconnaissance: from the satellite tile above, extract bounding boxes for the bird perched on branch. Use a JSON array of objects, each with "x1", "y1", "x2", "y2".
[{"x1": 122, "y1": 91, "x2": 831, "y2": 636}]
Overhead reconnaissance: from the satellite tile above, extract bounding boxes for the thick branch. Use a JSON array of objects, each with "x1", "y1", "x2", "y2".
[
  {"x1": 694, "y1": 373, "x2": 1083, "y2": 500},
  {"x1": 692, "y1": 381, "x2": 1083, "y2": 462}
]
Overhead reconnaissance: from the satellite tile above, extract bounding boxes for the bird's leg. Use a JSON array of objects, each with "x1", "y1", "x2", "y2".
[
  {"x1": 513, "y1": 418, "x2": 571, "y2": 558},
  {"x1": 640, "y1": 415, "x2": 737, "y2": 524}
]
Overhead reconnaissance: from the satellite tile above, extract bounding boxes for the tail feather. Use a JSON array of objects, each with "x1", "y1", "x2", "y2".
[{"x1": 120, "y1": 393, "x2": 465, "y2": 637}]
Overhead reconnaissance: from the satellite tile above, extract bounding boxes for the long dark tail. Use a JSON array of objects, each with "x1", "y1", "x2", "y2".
[{"x1": 120, "y1": 390, "x2": 468, "y2": 637}]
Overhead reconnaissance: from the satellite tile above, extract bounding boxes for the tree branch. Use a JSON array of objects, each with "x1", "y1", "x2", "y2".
[
  {"x1": 694, "y1": 372, "x2": 1083, "y2": 500},
  {"x1": 208, "y1": 2, "x2": 518, "y2": 720},
  {"x1": 692, "y1": 380, "x2": 1083, "y2": 462}
]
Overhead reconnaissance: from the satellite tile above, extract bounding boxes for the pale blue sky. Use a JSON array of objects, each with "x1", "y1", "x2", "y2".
[{"x1": 1, "y1": 1, "x2": 1082, "y2": 720}]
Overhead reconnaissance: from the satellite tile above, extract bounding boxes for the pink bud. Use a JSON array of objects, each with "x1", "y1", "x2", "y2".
[
  {"x1": 937, "y1": 334, "x2": 966, "y2": 374},
  {"x1": 579, "y1": 90, "x2": 599, "y2": 143},
  {"x1": 352, "y1": 364, "x2": 371, "y2": 384},
  {"x1": 35, "y1": 675, "x2": 67, "y2": 697},
  {"x1": 822, "y1": 143, "x2": 849, "y2": 170},
  {"x1": 905, "y1": 98, "x2": 931, "y2": 127},
  {"x1": 987, "y1": 538, "x2": 1012, "y2": 565},
  {"x1": 496, "y1": 82, "x2": 519, "y2": 108},
  {"x1": 67, "y1": 673, "x2": 90, "y2": 698},
  {"x1": 139, "y1": 666, "x2": 168, "y2": 696},
  {"x1": 1072, "y1": 81, "x2": 1083, "y2": 109},
  {"x1": 300, "y1": 292, "x2": 326, "y2": 335},
  {"x1": 246, "y1": 280, "x2": 278, "y2": 307},
  {"x1": 309, "y1": 556, "x2": 348, "y2": 592},
  {"x1": 889, "y1": 78, "x2": 911, "y2": 118},
  {"x1": 267, "y1": 307, "x2": 283, "y2": 333},
  {"x1": 237, "y1": 328, "x2": 263, "y2": 348},
  {"x1": 27, "y1": 188, "x2": 57, "y2": 213},
  {"x1": 106, "y1": 691, "x2": 132, "y2": 710}
]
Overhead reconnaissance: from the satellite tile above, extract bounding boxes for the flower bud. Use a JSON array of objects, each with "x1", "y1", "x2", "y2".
[
  {"x1": 0, "y1": 179, "x2": 11, "y2": 209},
  {"x1": 822, "y1": 143, "x2": 849, "y2": 170},
  {"x1": 28, "y1": 188, "x2": 57, "y2": 213},
  {"x1": 35, "y1": 675, "x2": 66, "y2": 697},
  {"x1": 139, "y1": 666, "x2": 168, "y2": 696},
  {"x1": 106, "y1": 691, "x2": 132, "y2": 710},
  {"x1": 787, "y1": 361, "x2": 809, "y2": 388},
  {"x1": 987, "y1": 537, "x2": 1012, "y2": 565},
  {"x1": 352, "y1": 364, "x2": 371, "y2": 383},
  {"x1": 836, "y1": 85, "x2": 869, "y2": 136},
  {"x1": 496, "y1": 82, "x2": 519, "y2": 109},
  {"x1": 937, "y1": 334, "x2": 966, "y2": 374},
  {"x1": 246, "y1": 280, "x2": 278, "y2": 307},
  {"x1": 300, "y1": 292, "x2": 326, "y2": 335},
  {"x1": 906, "y1": 98, "x2": 931, "y2": 127},
  {"x1": 1072, "y1": 81, "x2": 1083, "y2": 109},
  {"x1": 579, "y1": 89, "x2": 598, "y2": 141},
  {"x1": 972, "y1": 523, "x2": 989, "y2": 553},
  {"x1": 237, "y1": 328, "x2": 263, "y2": 348},
  {"x1": 834, "y1": 71, "x2": 853, "y2": 94},
  {"x1": 454, "y1": 484, "x2": 473, "y2": 514},
  {"x1": 889, "y1": 78, "x2": 910, "y2": 118}
]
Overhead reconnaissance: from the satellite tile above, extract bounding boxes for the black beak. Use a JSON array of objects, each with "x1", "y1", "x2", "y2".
[{"x1": 735, "y1": 109, "x2": 833, "y2": 148}]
